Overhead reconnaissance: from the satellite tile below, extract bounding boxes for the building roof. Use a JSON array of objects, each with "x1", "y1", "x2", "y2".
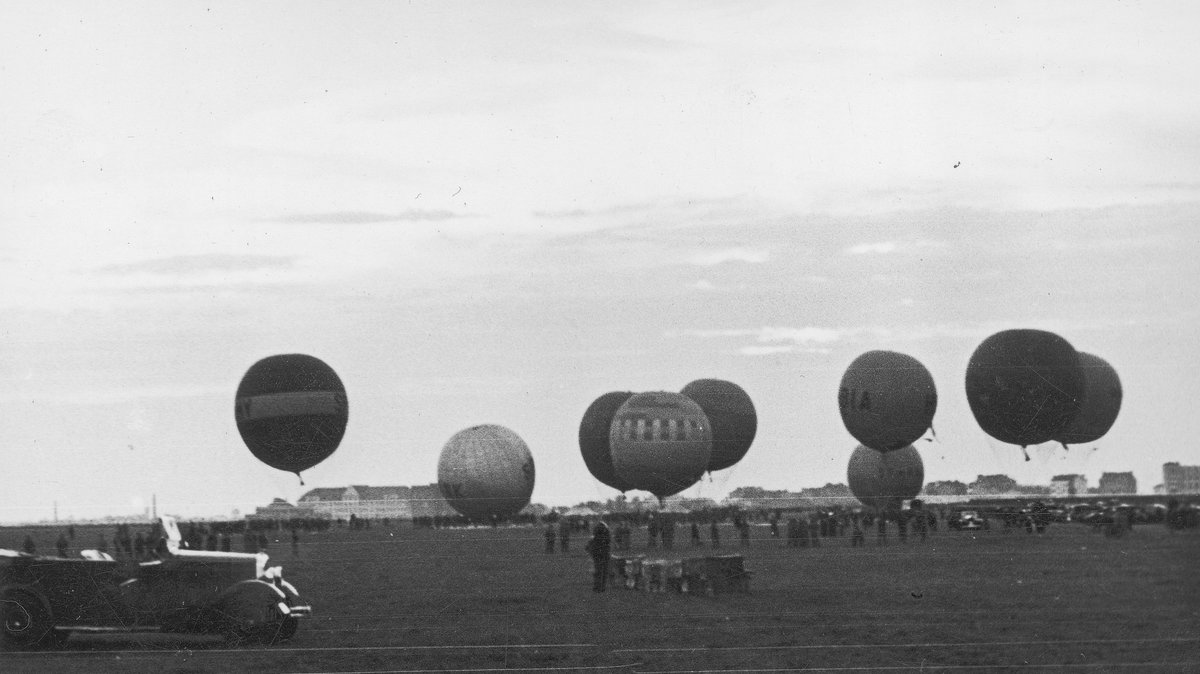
[
  {"x1": 299, "y1": 486, "x2": 415, "y2": 502},
  {"x1": 355, "y1": 485, "x2": 413, "y2": 500},
  {"x1": 299, "y1": 488, "x2": 344, "y2": 502}
]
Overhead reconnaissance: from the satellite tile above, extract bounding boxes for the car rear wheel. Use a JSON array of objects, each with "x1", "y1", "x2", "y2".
[
  {"x1": 1, "y1": 586, "x2": 56, "y2": 650},
  {"x1": 218, "y1": 581, "x2": 296, "y2": 646},
  {"x1": 260, "y1": 614, "x2": 298, "y2": 644}
]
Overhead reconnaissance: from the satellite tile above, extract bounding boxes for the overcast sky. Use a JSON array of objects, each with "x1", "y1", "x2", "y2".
[{"x1": 3, "y1": 1, "x2": 1199, "y2": 522}]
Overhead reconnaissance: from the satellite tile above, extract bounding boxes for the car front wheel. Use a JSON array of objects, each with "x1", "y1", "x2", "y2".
[{"x1": 1, "y1": 586, "x2": 56, "y2": 650}]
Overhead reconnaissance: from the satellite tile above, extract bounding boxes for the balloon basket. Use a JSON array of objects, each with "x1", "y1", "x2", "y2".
[{"x1": 609, "y1": 554, "x2": 750, "y2": 595}]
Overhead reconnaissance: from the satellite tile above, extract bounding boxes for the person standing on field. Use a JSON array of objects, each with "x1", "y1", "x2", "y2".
[
  {"x1": 586, "y1": 520, "x2": 612, "y2": 592},
  {"x1": 559, "y1": 518, "x2": 571, "y2": 553}
]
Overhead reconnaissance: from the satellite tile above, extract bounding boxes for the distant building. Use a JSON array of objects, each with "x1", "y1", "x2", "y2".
[
  {"x1": 247, "y1": 497, "x2": 316, "y2": 521},
  {"x1": 725, "y1": 491, "x2": 815, "y2": 510},
  {"x1": 968, "y1": 474, "x2": 1017, "y2": 495},
  {"x1": 1050, "y1": 474, "x2": 1088, "y2": 497},
  {"x1": 798, "y1": 483, "x2": 853, "y2": 500},
  {"x1": 408, "y1": 484, "x2": 458, "y2": 518},
  {"x1": 1098, "y1": 472, "x2": 1137, "y2": 494},
  {"x1": 663, "y1": 496, "x2": 718, "y2": 512},
  {"x1": 1015, "y1": 484, "x2": 1052, "y2": 496},
  {"x1": 297, "y1": 484, "x2": 456, "y2": 520},
  {"x1": 1163, "y1": 463, "x2": 1200, "y2": 494},
  {"x1": 925, "y1": 481, "x2": 968, "y2": 496}
]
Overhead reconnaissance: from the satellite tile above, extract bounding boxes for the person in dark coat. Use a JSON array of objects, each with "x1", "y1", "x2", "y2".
[
  {"x1": 544, "y1": 523, "x2": 556, "y2": 553},
  {"x1": 586, "y1": 521, "x2": 612, "y2": 592},
  {"x1": 558, "y1": 519, "x2": 571, "y2": 553},
  {"x1": 850, "y1": 513, "x2": 865, "y2": 547},
  {"x1": 23, "y1": 535, "x2": 36, "y2": 555},
  {"x1": 56, "y1": 532, "x2": 69, "y2": 557}
]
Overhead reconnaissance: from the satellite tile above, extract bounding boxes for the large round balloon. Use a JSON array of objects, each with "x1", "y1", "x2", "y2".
[
  {"x1": 1053, "y1": 352, "x2": 1122, "y2": 446},
  {"x1": 608, "y1": 392, "x2": 712, "y2": 499},
  {"x1": 964, "y1": 329, "x2": 1085, "y2": 447},
  {"x1": 838, "y1": 351, "x2": 937, "y2": 452},
  {"x1": 579, "y1": 391, "x2": 636, "y2": 492},
  {"x1": 235, "y1": 354, "x2": 348, "y2": 475},
  {"x1": 438, "y1": 425, "x2": 535, "y2": 520},
  {"x1": 680, "y1": 379, "x2": 757, "y2": 472},
  {"x1": 847, "y1": 444, "x2": 924, "y2": 510}
]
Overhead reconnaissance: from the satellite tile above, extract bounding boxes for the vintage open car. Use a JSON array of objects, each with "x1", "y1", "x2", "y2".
[{"x1": 1, "y1": 517, "x2": 311, "y2": 650}]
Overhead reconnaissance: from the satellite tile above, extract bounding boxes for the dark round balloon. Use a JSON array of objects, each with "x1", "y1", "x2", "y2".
[
  {"x1": 1053, "y1": 352, "x2": 1122, "y2": 445},
  {"x1": 838, "y1": 351, "x2": 937, "y2": 452},
  {"x1": 680, "y1": 379, "x2": 757, "y2": 472},
  {"x1": 235, "y1": 354, "x2": 348, "y2": 474},
  {"x1": 579, "y1": 391, "x2": 636, "y2": 492},
  {"x1": 847, "y1": 444, "x2": 924, "y2": 510},
  {"x1": 965, "y1": 329, "x2": 1084, "y2": 447}
]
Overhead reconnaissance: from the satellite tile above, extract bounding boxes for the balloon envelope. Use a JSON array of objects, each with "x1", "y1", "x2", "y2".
[
  {"x1": 1054, "y1": 352, "x2": 1122, "y2": 445},
  {"x1": 438, "y1": 425, "x2": 535, "y2": 520},
  {"x1": 680, "y1": 379, "x2": 757, "y2": 472},
  {"x1": 964, "y1": 329, "x2": 1084, "y2": 447},
  {"x1": 609, "y1": 392, "x2": 712, "y2": 499},
  {"x1": 235, "y1": 354, "x2": 348, "y2": 474},
  {"x1": 579, "y1": 391, "x2": 636, "y2": 492},
  {"x1": 847, "y1": 444, "x2": 924, "y2": 510},
  {"x1": 838, "y1": 351, "x2": 936, "y2": 452}
]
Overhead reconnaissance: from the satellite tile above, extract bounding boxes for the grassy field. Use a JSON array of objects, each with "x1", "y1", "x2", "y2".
[{"x1": 2, "y1": 521, "x2": 1198, "y2": 673}]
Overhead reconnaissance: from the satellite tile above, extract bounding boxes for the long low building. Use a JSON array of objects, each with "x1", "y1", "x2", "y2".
[{"x1": 297, "y1": 484, "x2": 458, "y2": 520}]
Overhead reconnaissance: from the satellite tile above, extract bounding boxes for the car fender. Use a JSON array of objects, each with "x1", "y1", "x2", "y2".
[{"x1": 217, "y1": 578, "x2": 288, "y2": 609}]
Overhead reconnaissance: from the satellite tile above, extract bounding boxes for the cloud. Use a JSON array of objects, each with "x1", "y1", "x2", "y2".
[
  {"x1": 844, "y1": 240, "x2": 950, "y2": 256},
  {"x1": 690, "y1": 280, "x2": 717, "y2": 291},
  {"x1": 673, "y1": 326, "x2": 847, "y2": 352},
  {"x1": 846, "y1": 241, "x2": 899, "y2": 255},
  {"x1": 94, "y1": 254, "x2": 295, "y2": 276},
  {"x1": 739, "y1": 345, "x2": 798, "y2": 356},
  {"x1": 271, "y1": 210, "x2": 463, "y2": 225},
  {"x1": 689, "y1": 248, "x2": 769, "y2": 266},
  {"x1": 757, "y1": 326, "x2": 843, "y2": 345}
]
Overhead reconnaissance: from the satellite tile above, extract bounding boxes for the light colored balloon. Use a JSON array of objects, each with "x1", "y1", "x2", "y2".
[
  {"x1": 838, "y1": 351, "x2": 936, "y2": 452},
  {"x1": 609, "y1": 392, "x2": 712, "y2": 499},
  {"x1": 847, "y1": 444, "x2": 924, "y2": 510},
  {"x1": 438, "y1": 425, "x2": 535, "y2": 519}
]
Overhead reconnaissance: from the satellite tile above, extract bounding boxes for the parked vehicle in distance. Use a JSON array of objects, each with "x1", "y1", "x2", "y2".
[
  {"x1": 1, "y1": 516, "x2": 310, "y2": 650},
  {"x1": 948, "y1": 510, "x2": 984, "y2": 531}
]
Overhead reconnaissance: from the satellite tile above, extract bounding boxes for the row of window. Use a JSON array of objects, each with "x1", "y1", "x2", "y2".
[{"x1": 615, "y1": 417, "x2": 707, "y2": 442}]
